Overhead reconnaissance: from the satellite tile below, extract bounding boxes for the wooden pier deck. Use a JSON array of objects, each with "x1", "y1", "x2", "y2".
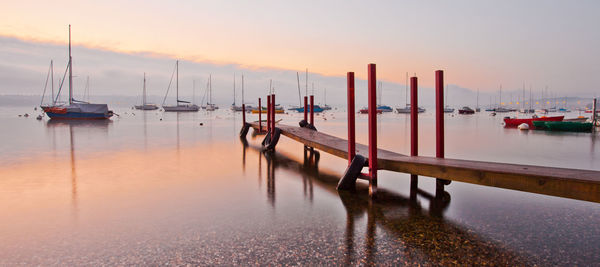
[{"x1": 249, "y1": 122, "x2": 600, "y2": 203}]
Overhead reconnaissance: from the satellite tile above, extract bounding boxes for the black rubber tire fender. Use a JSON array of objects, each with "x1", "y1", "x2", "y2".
[
  {"x1": 239, "y1": 123, "x2": 250, "y2": 138},
  {"x1": 337, "y1": 154, "x2": 367, "y2": 191},
  {"x1": 265, "y1": 128, "x2": 281, "y2": 151}
]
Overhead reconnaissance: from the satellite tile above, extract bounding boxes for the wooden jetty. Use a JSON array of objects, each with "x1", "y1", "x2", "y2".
[{"x1": 240, "y1": 64, "x2": 600, "y2": 204}]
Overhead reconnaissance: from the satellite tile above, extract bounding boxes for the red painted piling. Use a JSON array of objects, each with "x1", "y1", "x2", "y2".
[
  {"x1": 258, "y1": 98, "x2": 262, "y2": 132},
  {"x1": 410, "y1": 77, "x2": 418, "y2": 156},
  {"x1": 347, "y1": 72, "x2": 356, "y2": 164},
  {"x1": 304, "y1": 96, "x2": 308, "y2": 121},
  {"x1": 310, "y1": 95, "x2": 315, "y2": 126},
  {"x1": 410, "y1": 76, "x2": 418, "y2": 188},
  {"x1": 271, "y1": 94, "x2": 276, "y2": 141},
  {"x1": 435, "y1": 70, "x2": 444, "y2": 158},
  {"x1": 267, "y1": 95, "x2": 271, "y2": 133},
  {"x1": 368, "y1": 63, "x2": 378, "y2": 197},
  {"x1": 242, "y1": 104, "x2": 246, "y2": 125}
]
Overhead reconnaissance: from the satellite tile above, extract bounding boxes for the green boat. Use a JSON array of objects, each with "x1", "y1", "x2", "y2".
[
  {"x1": 544, "y1": 121, "x2": 593, "y2": 132},
  {"x1": 532, "y1": 121, "x2": 547, "y2": 129}
]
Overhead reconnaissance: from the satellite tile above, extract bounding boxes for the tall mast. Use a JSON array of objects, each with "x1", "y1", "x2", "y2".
[
  {"x1": 143, "y1": 72, "x2": 146, "y2": 105},
  {"x1": 499, "y1": 85, "x2": 502, "y2": 108},
  {"x1": 193, "y1": 80, "x2": 196, "y2": 105},
  {"x1": 305, "y1": 68, "x2": 308, "y2": 97},
  {"x1": 176, "y1": 60, "x2": 179, "y2": 104},
  {"x1": 529, "y1": 85, "x2": 532, "y2": 110},
  {"x1": 233, "y1": 73, "x2": 236, "y2": 106},
  {"x1": 68, "y1": 25, "x2": 73, "y2": 105},
  {"x1": 297, "y1": 72, "x2": 301, "y2": 106},
  {"x1": 51, "y1": 60, "x2": 54, "y2": 105},
  {"x1": 241, "y1": 74, "x2": 244, "y2": 105},
  {"x1": 209, "y1": 74, "x2": 212, "y2": 104},
  {"x1": 477, "y1": 89, "x2": 479, "y2": 109},
  {"x1": 405, "y1": 72, "x2": 408, "y2": 106}
]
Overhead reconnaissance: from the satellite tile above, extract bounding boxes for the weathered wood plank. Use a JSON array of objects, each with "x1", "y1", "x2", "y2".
[{"x1": 249, "y1": 122, "x2": 600, "y2": 203}]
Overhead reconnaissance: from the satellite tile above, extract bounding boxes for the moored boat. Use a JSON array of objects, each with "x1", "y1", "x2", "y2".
[
  {"x1": 41, "y1": 25, "x2": 113, "y2": 120},
  {"x1": 544, "y1": 121, "x2": 593, "y2": 132},
  {"x1": 458, "y1": 106, "x2": 475, "y2": 114},
  {"x1": 503, "y1": 115, "x2": 564, "y2": 128},
  {"x1": 134, "y1": 73, "x2": 159, "y2": 110},
  {"x1": 396, "y1": 104, "x2": 425, "y2": 114},
  {"x1": 359, "y1": 108, "x2": 382, "y2": 114},
  {"x1": 162, "y1": 60, "x2": 200, "y2": 112}
]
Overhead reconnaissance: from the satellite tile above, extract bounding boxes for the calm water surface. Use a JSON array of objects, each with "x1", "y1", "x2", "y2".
[{"x1": 1, "y1": 106, "x2": 599, "y2": 265}]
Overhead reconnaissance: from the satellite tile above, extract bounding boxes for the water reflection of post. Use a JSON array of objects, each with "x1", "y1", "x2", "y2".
[
  {"x1": 241, "y1": 138, "x2": 248, "y2": 173},
  {"x1": 266, "y1": 152, "x2": 275, "y2": 207},
  {"x1": 258, "y1": 146, "x2": 262, "y2": 188},
  {"x1": 302, "y1": 147, "x2": 317, "y2": 201}
]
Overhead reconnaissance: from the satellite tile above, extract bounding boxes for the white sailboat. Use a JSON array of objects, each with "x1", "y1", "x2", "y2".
[
  {"x1": 230, "y1": 74, "x2": 243, "y2": 111},
  {"x1": 396, "y1": 72, "x2": 426, "y2": 113},
  {"x1": 443, "y1": 85, "x2": 454, "y2": 113},
  {"x1": 162, "y1": 60, "x2": 200, "y2": 112},
  {"x1": 135, "y1": 73, "x2": 159, "y2": 110}
]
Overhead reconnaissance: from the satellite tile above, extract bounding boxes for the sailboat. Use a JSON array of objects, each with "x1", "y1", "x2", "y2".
[
  {"x1": 162, "y1": 60, "x2": 200, "y2": 112},
  {"x1": 41, "y1": 25, "x2": 113, "y2": 120},
  {"x1": 321, "y1": 88, "x2": 332, "y2": 110},
  {"x1": 230, "y1": 74, "x2": 243, "y2": 111},
  {"x1": 443, "y1": 85, "x2": 454, "y2": 113},
  {"x1": 287, "y1": 72, "x2": 304, "y2": 111},
  {"x1": 134, "y1": 73, "x2": 159, "y2": 110},
  {"x1": 396, "y1": 73, "x2": 425, "y2": 113},
  {"x1": 202, "y1": 74, "x2": 218, "y2": 111},
  {"x1": 475, "y1": 89, "x2": 481, "y2": 112}
]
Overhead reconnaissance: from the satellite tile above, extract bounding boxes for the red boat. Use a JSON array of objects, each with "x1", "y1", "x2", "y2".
[
  {"x1": 359, "y1": 108, "x2": 382, "y2": 114},
  {"x1": 503, "y1": 116, "x2": 564, "y2": 127}
]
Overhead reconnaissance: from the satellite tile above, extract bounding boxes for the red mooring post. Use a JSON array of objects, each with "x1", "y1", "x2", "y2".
[
  {"x1": 435, "y1": 70, "x2": 444, "y2": 158},
  {"x1": 347, "y1": 72, "x2": 356, "y2": 165},
  {"x1": 258, "y1": 98, "x2": 262, "y2": 132},
  {"x1": 367, "y1": 63, "x2": 378, "y2": 197},
  {"x1": 267, "y1": 95, "x2": 271, "y2": 133},
  {"x1": 242, "y1": 104, "x2": 246, "y2": 125},
  {"x1": 310, "y1": 95, "x2": 315, "y2": 125},
  {"x1": 271, "y1": 94, "x2": 276, "y2": 141},
  {"x1": 304, "y1": 96, "x2": 308, "y2": 122},
  {"x1": 410, "y1": 76, "x2": 418, "y2": 190},
  {"x1": 435, "y1": 70, "x2": 445, "y2": 194}
]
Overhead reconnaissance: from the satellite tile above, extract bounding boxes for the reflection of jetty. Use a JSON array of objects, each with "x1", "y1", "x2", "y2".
[
  {"x1": 243, "y1": 142, "x2": 532, "y2": 265},
  {"x1": 240, "y1": 64, "x2": 600, "y2": 203}
]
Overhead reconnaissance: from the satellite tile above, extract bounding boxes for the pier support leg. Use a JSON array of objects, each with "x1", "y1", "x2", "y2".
[
  {"x1": 258, "y1": 98, "x2": 262, "y2": 133},
  {"x1": 410, "y1": 76, "x2": 419, "y2": 190},
  {"x1": 435, "y1": 70, "x2": 451, "y2": 192},
  {"x1": 368, "y1": 63, "x2": 378, "y2": 198}
]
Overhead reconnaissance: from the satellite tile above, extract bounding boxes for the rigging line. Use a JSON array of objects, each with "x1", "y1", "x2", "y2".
[
  {"x1": 54, "y1": 60, "x2": 70, "y2": 104},
  {"x1": 161, "y1": 63, "x2": 177, "y2": 106},
  {"x1": 40, "y1": 62, "x2": 52, "y2": 105}
]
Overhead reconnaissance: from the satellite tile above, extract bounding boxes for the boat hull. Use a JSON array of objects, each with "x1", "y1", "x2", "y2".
[
  {"x1": 504, "y1": 116, "x2": 564, "y2": 128},
  {"x1": 458, "y1": 109, "x2": 475, "y2": 114},
  {"x1": 163, "y1": 105, "x2": 200, "y2": 112},
  {"x1": 544, "y1": 121, "x2": 593, "y2": 132},
  {"x1": 134, "y1": 105, "x2": 159, "y2": 110},
  {"x1": 46, "y1": 111, "x2": 112, "y2": 120}
]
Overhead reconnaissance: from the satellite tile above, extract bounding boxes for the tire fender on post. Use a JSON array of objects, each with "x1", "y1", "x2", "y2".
[
  {"x1": 239, "y1": 123, "x2": 250, "y2": 138},
  {"x1": 337, "y1": 154, "x2": 367, "y2": 191},
  {"x1": 264, "y1": 128, "x2": 281, "y2": 151}
]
